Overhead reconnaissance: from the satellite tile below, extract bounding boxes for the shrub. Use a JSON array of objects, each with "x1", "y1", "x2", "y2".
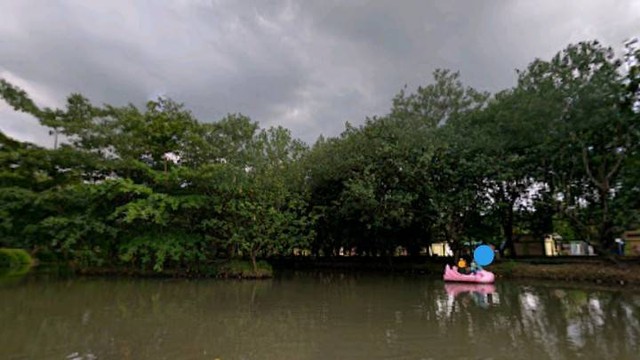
[
  {"x1": 0, "y1": 248, "x2": 34, "y2": 269},
  {"x1": 0, "y1": 251, "x2": 11, "y2": 268},
  {"x1": 33, "y1": 249, "x2": 61, "y2": 263},
  {"x1": 217, "y1": 259, "x2": 273, "y2": 278}
]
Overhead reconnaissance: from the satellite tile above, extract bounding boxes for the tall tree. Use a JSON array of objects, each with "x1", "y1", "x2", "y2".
[{"x1": 516, "y1": 41, "x2": 639, "y2": 252}]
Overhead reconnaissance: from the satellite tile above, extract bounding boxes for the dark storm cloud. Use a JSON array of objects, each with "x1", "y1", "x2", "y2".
[{"x1": 1, "y1": 0, "x2": 638, "y2": 147}]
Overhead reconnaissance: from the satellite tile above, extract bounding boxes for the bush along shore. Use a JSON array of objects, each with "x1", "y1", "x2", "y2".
[
  {"x1": 0, "y1": 249, "x2": 274, "y2": 280},
  {"x1": 4, "y1": 249, "x2": 640, "y2": 286},
  {"x1": 0, "y1": 248, "x2": 34, "y2": 276},
  {"x1": 72, "y1": 259, "x2": 274, "y2": 279}
]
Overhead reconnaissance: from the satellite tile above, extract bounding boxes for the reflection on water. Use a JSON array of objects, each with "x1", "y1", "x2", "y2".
[
  {"x1": 443, "y1": 283, "x2": 499, "y2": 309},
  {"x1": 1, "y1": 272, "x2": 639, "y2": 360}
]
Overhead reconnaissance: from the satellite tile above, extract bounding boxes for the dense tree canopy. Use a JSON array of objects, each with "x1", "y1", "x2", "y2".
[{"x1": 1, "y1": 39, "x2": 638, "y2": 272}]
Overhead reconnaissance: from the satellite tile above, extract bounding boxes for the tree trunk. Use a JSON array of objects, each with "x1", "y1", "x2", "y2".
[
  {"x1": 407, "y1": 241, "x2": 422, "y2": 257},
  {"x1": 501, "y1": 203, "x2": 517, "y2": 258},
  {"x1": 250, "y1": 251, "x2": 258, "y2": 275},
  {"x1": 598, "y1": 187, "x2": 614, "y2": 251}
]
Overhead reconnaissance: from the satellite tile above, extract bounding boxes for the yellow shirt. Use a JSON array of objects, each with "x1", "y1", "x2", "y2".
[{"x1": 457, "y1": 258, "x2": 467, "y2": 268}]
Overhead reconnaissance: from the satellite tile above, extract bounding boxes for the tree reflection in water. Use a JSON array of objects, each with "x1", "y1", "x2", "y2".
[{"x1": 436, "y1": 281, "x2": 640, "y2": 359}]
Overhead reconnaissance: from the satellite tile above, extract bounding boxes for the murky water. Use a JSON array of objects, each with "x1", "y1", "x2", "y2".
[{"x1": 1, "y1": 271, "x2": 639, "y2": 360}]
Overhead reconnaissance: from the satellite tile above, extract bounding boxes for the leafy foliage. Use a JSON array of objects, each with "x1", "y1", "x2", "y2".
[{"x1": 0, "y1": 38, "x2": 638, "y2": 273}]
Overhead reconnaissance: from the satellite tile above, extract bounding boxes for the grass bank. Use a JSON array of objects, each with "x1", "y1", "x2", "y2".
[
  {"x1": 271, "y1": 256, "x2": 640, "y2": 286},
  {"x1": 491, "y1": 260, "x2": 640, "y2": 286},
  {"x1": 0, "y1": 248, "x2": 34, "y2": 276},
  {"x1": 10, "y1": 252, "x2": 640, "y2": 285}
]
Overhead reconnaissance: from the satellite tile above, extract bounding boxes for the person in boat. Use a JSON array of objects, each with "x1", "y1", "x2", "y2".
[
  {"x1": 457, "y1": 257, "x2": 468, "y2": 274},
  {"x1": 469, "y1": 260, "x2": 483, "y2": 274}
]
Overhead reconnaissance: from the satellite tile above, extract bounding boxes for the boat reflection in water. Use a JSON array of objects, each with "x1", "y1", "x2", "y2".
[{"x1": 444, "y1": 283, "x2": 499, "y2": 308}]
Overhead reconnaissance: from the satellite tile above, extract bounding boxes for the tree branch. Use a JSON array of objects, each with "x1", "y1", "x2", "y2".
[
  {"x1": 582, "y1": 144, "x2": 603, "y2": 190},
  {"x1": 605, "y1": 134, "x2": 629, "y2": 182}
]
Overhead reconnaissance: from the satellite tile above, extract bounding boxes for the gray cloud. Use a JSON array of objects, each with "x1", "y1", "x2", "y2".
[{"x1": 1, "y1": 0, "x2": 638, "y2": 147}]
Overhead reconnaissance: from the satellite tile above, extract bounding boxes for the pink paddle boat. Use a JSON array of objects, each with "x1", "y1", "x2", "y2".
[{"x1": 443, "y1": 264, "x2": 495, "y2": 284}]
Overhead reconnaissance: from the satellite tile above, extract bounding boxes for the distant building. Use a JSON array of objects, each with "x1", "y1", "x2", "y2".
[
  {"x1": 513, "y1": 234, "x2": 545, "y2": 256},
  {"x1": 566, "y1": 241, "x2": 594, "y2": 256},
  {"x1": 515, "y1": 234, "x2": 594, "y2": 256},
  {"x1": 622, "y1": 229, "x2": 640, "y2": 256},
  {"x1": 429, "y1": 242, "x2": 453, "y2": 257},
  {"x1": 544, "y1": 234, "x2": 559, "y2": 256}
]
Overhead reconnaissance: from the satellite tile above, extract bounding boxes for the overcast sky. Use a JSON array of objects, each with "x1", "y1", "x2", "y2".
[{"x1": 1, "y1": 0, "x2": 638, "y2": 147}]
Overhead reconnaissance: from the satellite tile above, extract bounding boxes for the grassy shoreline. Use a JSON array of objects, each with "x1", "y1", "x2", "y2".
[
  {"x1": 490, "y1": 261, "x2": 640, "y2": 286},
  {"x1": 0, "y1": 248, "x2": 35, "y2": 277}
]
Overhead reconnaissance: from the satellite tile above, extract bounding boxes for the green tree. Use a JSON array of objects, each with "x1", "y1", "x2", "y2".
[{"x1": 516, "y1": 40, "x2": 638, "y2": 252}]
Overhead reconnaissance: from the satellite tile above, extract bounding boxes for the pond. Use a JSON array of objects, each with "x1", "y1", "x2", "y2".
[{"x1": 1, "y1": 271, "x2": 639, "y2": 360}]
